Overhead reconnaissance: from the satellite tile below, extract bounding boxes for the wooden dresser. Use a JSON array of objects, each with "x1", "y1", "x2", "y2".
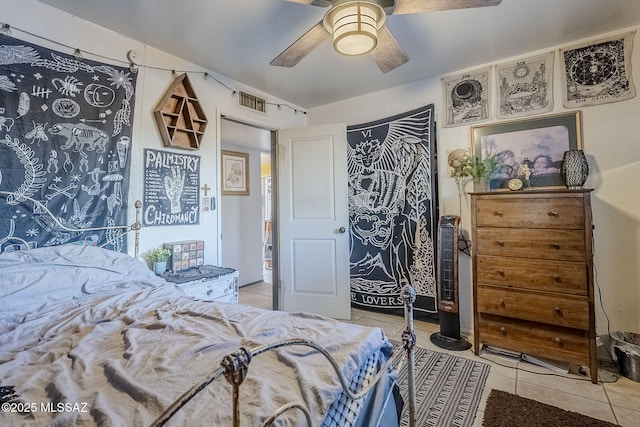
[{"x1": 470, "y1": 189, "x2": 597, "y2": 383}]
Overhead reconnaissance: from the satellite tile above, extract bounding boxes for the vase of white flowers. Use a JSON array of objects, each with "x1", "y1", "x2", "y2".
[{"x1": 450, "y1": 149, "x2": 499, "y2": 194}]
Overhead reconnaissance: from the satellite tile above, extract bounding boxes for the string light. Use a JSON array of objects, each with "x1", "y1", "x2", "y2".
[
  {"x1": 265, "y1": 102, "x2": 306, "y2": 115},
  {"x1": 0, "y1": 23, "x2": 12, "y2": 36},
  {"x1": 1, "y1": 21, "x2": 306, "y2": 116},
  {"x1": 127, "y1": 49, "x2": 138, "y2": 74}
]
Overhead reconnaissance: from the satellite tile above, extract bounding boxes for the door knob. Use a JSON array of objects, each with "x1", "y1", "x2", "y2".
[{"x1": 338, "y1": 226, "x2": 347, "y2": 234}]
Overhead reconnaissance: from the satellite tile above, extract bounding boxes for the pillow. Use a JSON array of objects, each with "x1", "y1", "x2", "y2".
[{"x1": 0, "y1": 244, "x2": 166, "y2": 313}]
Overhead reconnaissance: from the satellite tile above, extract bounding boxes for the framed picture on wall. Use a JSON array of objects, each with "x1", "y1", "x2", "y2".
[
  {"x1": 471, "y1": 111, "x2": 582, "y2": 190},
  {"x1": 221, "y1": 150, "x2": 250, "y2": 195}
]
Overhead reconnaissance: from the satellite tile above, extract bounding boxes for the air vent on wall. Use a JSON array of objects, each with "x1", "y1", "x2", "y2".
[{"x1": 237, "y1": 90, "x2": 266, "y2": 114}]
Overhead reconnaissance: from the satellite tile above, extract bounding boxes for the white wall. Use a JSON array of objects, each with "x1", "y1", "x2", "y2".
[
  {"x1": 309, "y1": 27, "x2": 640, "y2": 335},
  {"x1": 1, "y1": 0, "x2": 306, "y2": 269},
  {"x1": 220, "y1": 143, "x2": 265, "y2": 286}
]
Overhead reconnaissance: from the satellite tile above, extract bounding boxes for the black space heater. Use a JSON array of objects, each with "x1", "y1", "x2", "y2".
[{"x1": 430, "y1": 215, "x2": 471, "y2": 351}]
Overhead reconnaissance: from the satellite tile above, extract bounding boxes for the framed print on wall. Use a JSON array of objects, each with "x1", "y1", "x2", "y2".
[
  {"x1": 221, "y1": 150, "x2": 250, "y2": 195},
  {"x1": 471, "y1": 111, "x2": 582, "y2": 190}
]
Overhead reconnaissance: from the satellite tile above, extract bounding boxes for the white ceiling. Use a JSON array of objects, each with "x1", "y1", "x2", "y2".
[{"x1": 36, "y1": 0, "x2": 640, "y2": 109}]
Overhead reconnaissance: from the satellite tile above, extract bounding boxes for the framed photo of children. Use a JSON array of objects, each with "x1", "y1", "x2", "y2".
[
  {"x1": 221, "y1": 150, "x2": 250, "y2": 195},
  {"x1": 471, "y1": 111, "x2": 582, "y2": 190}
]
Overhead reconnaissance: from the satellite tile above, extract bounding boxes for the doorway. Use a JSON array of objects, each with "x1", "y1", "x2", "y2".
[{"x1": 219, "y1": 116, "x2": 276, "y2": 309}]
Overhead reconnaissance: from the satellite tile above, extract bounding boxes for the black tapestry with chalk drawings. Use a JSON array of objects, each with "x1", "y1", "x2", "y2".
[
  {"x1": 347, "y1": 105, "x2": 439, "y2": 320},
  {"x1": 0, "y1": 34, "x2": 136, "y2": 252}
]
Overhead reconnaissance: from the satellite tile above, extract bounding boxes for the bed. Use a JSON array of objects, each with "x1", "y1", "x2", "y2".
[{"x1": 0, "y1": 193, "x2": 418, "y2": 427}]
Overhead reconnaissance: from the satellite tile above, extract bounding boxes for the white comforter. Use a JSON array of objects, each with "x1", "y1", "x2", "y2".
[{"x1": 0, "y1": 246, "x2": 391, "y2": 426}]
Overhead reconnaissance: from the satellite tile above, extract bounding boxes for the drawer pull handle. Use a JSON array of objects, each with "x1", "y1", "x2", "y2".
[
  {"x1": 553, "y1": 275, "x2": 562, "y2": 282},
  {"x1": 499, "y1": 326, "x2": 507, "y2": 335},
  {"x1": 497, "y1": 240, "x2": 505, "y2": 247},
  {"x1": 551, "y1": 242, "x2": 560, "y2": 250},
  {"x1": 548, "y1": 211, "x2": 559, "y2": 217},
  {"x1": 494, "y1": 210, "x2": 504, "y2": 216},
  {"x1": 499, "y1": 299, "x2": 506, "y2": 307},
  {"x1": 554, "y1": 306, "x2": 563, "y2": 315},
  {"x1": 554, "y1": 337, "x2": 563, "y2": 345},
  {"x1": 498, "y1": 270, "x2": 505, "y2": 277}
]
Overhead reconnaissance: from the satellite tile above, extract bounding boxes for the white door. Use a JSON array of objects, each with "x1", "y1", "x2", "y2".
[{"x1": 277, "y1": 123, "x2": 350, "y2": 320}]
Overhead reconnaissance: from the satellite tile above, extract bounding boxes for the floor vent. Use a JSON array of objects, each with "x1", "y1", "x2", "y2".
[{"x1": 237, "y1": 90, "x2": 266, "y2": 114}]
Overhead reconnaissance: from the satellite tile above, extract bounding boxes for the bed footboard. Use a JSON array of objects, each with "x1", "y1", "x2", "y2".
[
  {"x1": 153, "y1": 284, "x2": 418, "y2": 427},
  {"x1": 401, "y1": 284, "x2": 417, "y2": 427}
]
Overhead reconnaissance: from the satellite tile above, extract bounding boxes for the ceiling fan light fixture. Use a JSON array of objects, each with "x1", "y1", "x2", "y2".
[{"x1": 323, "y1": 1, "x2": 386, "y2": 56}]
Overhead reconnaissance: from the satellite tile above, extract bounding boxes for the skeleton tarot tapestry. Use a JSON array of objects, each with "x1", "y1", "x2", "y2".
[
  {"x1": 347, "y1": 105, "x2": 438, "y2": 319},
  {"x1": 0, "y1": 34, "x2": 136, "y2": 251}
]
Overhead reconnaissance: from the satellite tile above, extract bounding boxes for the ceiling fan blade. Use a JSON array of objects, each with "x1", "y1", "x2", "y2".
[
  {"x1": 270, "y1": 21, "x2": 330, "y2": 67},
  {"x1": 370, "y1": 26, "x2": 409, "y2": 73},
  {"x1": 283, "y1": 0, "x2": 332, "y2": 6},
  {"x1": 391, "y1": 0, "x2": 502, "y2": 15}
]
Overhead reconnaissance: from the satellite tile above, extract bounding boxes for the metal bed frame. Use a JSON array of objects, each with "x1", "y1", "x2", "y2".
[
  {"x1": 152, "y1": 284, "x2": 418, "y2": 427},
  {"x1": 0, "y1": 190, "x2": 418, "y2": 427}
]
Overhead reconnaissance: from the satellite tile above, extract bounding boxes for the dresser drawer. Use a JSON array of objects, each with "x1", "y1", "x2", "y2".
[
  {"x1": 475, "y1": 228, "x2": 585, "y2": 261},
  {"x1": 478, "y1": 313, "x2": 590, "y2": 365},
  {"x1": 477, "y1": 285, "x2": 589, "y2": 329},
  {"x1": 475, "y1": 197, "x2": 584, "y2": 229},
  {"x1": 476, "y1": 255, "x2": 587, "y2": 295}
]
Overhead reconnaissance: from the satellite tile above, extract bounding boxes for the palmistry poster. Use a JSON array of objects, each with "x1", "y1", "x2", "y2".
[{"x1": 143, "y1": 149, "x2": 200, "y2": 227}]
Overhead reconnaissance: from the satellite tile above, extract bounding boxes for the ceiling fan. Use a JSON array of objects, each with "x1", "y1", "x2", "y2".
[{"x1": 271, "y1": 0, "x2": 502, "y2": 73}]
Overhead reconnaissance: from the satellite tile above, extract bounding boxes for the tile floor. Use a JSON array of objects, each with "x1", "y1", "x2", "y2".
[{"x1": 239, "y1": 281, "x2": 640, "y2": 426}]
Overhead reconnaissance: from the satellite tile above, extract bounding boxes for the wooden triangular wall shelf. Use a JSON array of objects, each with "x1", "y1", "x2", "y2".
[{"x1": 154, "y1": 73, "x2": 208, "y2": 150}]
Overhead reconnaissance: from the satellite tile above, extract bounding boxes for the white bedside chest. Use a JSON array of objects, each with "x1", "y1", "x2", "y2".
[{"x1": 162, "y1": 265, "x2": 238, "y2": 304}]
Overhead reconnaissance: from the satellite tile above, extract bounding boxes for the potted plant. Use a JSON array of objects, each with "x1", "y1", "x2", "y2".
[
  {"x1": 147, "y1": 247, "x2": 172, "y2": 275},
  {"x1": 449, "y1": 149, "x2": 499, "y2": 193}
]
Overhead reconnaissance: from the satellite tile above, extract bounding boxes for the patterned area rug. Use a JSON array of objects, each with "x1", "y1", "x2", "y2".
[{"x1": 391, "y1": 341, "x2": 490, "y2": 427}]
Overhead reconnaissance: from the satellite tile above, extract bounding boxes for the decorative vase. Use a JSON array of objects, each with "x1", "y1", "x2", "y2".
[
  {"x1": 473, "y1": 177, "x2": 490, "y2": 192},
  {"x1": 153, "y1": 261, "x2": 167, "y2": 275},
  {"x1": 561, "y1": 150, "x2": 589, "y2": 189}
]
